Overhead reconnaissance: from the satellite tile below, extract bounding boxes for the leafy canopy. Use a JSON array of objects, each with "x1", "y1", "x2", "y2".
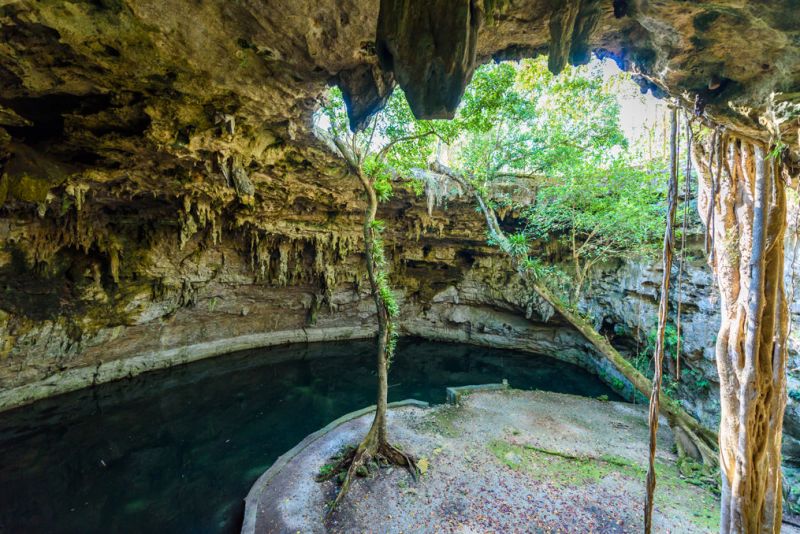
[{"x1": 316, "y1": 57, "x2": 670, "y2": 272}]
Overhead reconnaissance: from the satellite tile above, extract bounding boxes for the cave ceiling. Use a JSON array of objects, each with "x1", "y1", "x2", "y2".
[{"x1": 0, "y1": 0, "x2": 797, "y2": 255}]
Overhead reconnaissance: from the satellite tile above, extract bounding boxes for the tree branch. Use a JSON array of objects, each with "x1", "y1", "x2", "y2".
[{"x1": 376, "y1": 131, "x2": 436, "y2": 163}]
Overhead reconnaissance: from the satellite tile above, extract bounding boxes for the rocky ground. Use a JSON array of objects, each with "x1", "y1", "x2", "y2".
[{"x1": 245, "y1": 390, "x2": 746, "y2": 533}]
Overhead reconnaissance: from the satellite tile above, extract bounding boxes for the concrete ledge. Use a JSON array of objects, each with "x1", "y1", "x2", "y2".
[
  {"x1": 0, "y1": 325, "x2": 377, "y2": 413},
  {"x1": 446, "y1": 379, "x2": 509, "y2": 405},
  {"x1": 241, "y1": 399, "x2": 429, "y2": 534}
]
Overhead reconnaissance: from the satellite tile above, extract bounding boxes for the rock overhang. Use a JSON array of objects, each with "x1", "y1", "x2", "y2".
[
  {"x1": 0, "y1": 1, "x2": 798, "y2": 161},
  {"x1": 0, "y1": 0, "x2": 798, "y2": 393}
]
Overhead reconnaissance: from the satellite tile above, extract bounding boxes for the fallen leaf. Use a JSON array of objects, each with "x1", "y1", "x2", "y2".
[{"x1": 418, "y1": 457, "x2": 430, "y2": 475}]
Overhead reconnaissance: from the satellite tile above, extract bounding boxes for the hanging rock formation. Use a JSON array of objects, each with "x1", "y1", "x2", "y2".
[
  {"x1": 547, "y1": 0, "x2": 603, "y2": 75},
  {"x1": 375, "y1": 0, "x2": 486, "y2": 120}
]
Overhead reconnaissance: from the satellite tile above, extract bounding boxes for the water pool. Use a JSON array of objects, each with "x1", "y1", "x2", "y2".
[{"x1": 0, "y1": 338, "x2": 621, "y2": 533}]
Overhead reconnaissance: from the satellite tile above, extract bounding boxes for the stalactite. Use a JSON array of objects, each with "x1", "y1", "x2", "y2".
[
  {"x1": 321, "y1": 264, "x2": 337, "y2": 304},
  {"x1": 547, "y1": 0, "x2": 580, "y2": 75},
  {"x1": 108, "y1": 243, "x2": 121, "y2": 285},
  {"x1": 65, "y1": 182, "x2": 90, "y2": 212},
  {"x1": 230, "y1": 155, "x2": 255, "y2": 205},
  {"x1": 568, "y1": 0, "x2": 601, "y2": 66},
  {"x1": 375, "y1": 0, "x2": 483, "y2": 119}
]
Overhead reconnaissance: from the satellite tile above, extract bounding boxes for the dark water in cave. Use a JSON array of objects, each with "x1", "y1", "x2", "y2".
[{"x1": 0, "y1": 338, "x2": 622, "y2": 534}]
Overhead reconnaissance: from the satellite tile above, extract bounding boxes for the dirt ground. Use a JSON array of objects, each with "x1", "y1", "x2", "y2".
[{"x1": 245, "y1": 389, "x2": 758, "y2": 533}]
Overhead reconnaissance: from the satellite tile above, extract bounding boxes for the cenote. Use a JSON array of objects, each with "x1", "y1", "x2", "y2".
[{"x1": 0, "y1": 339, "x2": 621, "y2": 533}]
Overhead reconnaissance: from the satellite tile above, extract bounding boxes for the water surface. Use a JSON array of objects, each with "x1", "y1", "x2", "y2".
[{"x1": 0, "y1": 338, "x2": 621, "y2": 533}]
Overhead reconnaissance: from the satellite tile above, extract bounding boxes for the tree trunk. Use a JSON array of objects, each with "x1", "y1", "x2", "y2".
[
  {"x1": 694, "y1": 137, "x2": 789, "y2": 533},
  {"x1": 676, "y1": 114, "x2": 694, "y2": 381},
  {"x1": 323, "y1": 168, "x2": 417, "y2": 514},
  {"x1": 359, "y1": 170, "x2": 391, "y2": 445},
  {"x1": 572, "y1": 226, "x2": 582, "y2": 303}
]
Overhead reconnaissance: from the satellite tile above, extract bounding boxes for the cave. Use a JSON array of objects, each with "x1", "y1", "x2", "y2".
[{"x1": 0, "y1": 1, "x2": 799, "y2": 533}]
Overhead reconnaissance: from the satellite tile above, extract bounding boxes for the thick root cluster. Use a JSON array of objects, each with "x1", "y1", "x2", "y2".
[{"x1": 319, "y1": 440, "x2": 418, "y2": 516}]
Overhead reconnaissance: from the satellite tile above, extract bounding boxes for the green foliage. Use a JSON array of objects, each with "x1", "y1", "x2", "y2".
[
  {"x1": 317, "y1": 463, "x2": 336, "y2": 479},
  {"x1": 319, "y1": 60, "x2": 668, "y2": 290},
  {"x1": 609, "y1": 376, "x2": 626, "y2": 394},
  {"x1": 644, "y1": 322, "x2": 681, "y2": 362},
  {"x1": 508, "y1": 232, "x2": 529, "y2": 257},
  {"x1": 523, "y1": 158, "x2": 664, "y2": 261},
  {"x1": 681, "y1": 368, "x2": 711, "y2": 392},
  {"x1": 316, "y1": 91, "x2": 414, "y2": 367},
  {"x1": 317, "y1": 86, "x2": 350, "y2": 140},
  {"x1": 316, "y1": 445, "x2": 356, "y2": 482},
  {"x1": 676, "y1": 456, "x2": 720, "y2": 496},
  {"x1": 362, "y1": 155, "x2": 394, "y2": 201},
  {"x1": 316, "y1": 57, "x2": 683, "y2": 374},
  {"x1": 522, "y1": 256, "x2": 572, "y2": 301},
  {"x1": 514, "y1": 57, "x2": 627, "y2": 172},
  {"x1": 632, "y1": 322, "x2": 711, "y2": 397},
  {"x1": 375, "y1": 270, "x2": 399, "y2": 318},
  {"x1": 768, "y1": 141, "x2": 785, "y2": 160},
  {"x1": 373, "y1": 175, "x2": 393, "y2": 203},
  {"x1": 368, "y1": 224, "x2": 400, "y2": 364},
  {"x1": 454, "y1": 59, "x2": 668, "y2": 302}
]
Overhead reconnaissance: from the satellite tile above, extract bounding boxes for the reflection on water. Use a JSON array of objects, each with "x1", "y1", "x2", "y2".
[{"x1": 0, "y1": 338, "x2": 621, "y2": 533}]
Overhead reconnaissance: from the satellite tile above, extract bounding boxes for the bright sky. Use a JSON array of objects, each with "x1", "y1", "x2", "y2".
[{"x1": 596, "y1": 58, "x2": 669, "y2": 147}]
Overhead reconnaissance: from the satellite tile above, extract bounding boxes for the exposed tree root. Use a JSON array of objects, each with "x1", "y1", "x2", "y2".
[
  {"x1": 320, "y1": 432, "x2": 418, "y2": 516},
  {"x1": 694, "y1": 134, "x2": 790, "y2": 532},
  {"x1": 532, "y1": 275, "x2": 718, "y2": 465}
]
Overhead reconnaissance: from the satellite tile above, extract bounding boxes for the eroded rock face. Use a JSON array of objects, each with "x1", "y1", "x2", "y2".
[
  {"x1": 581, "y1": 247, "x2": 725, "y2": 424},
  {"x1": 0, "y1": 1, "x2": 798, "y2": 407},
  {"x1": 579, "y1": 241, "x2": 800, "y2": 471}
]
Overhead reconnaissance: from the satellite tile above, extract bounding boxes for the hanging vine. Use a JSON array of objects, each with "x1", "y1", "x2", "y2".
[
  {"x1": 675, "y1": 114, "x2": 694, "y2": 381},
  {"x1": 644, "y1": 105, "x2": 680, "y2": 534}
]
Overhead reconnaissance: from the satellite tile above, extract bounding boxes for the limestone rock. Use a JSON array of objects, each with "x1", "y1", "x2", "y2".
[
  {"x1": 0, "y1": 0, "x2": 798, "y2": 475},
  {"x1": 376, "y1": 0, "x2": 484, "y2": 119}
]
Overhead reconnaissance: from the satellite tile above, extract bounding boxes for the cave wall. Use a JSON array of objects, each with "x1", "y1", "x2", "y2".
[
  {"x1": 580, "y1": 240, "x2": 800, "y2": 470},
  {"x1": 0, "y1": 1, "x2": 799, "y2": 409},
  {"x1": 0, "y1": 183, "x2": 638, "y2": 411}
]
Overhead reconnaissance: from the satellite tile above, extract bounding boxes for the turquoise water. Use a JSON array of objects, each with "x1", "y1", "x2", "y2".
[{"x1": 0, "y1": 338, "x2": 621, "y2": 533}]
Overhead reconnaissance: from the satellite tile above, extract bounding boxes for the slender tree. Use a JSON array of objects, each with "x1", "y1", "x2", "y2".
[
  {"x1": 316, "y1": 58, "x2": 723, "y2": 514},
  {"x1": 314, "y1": 87, "x2": 444, "y2": 511}
]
